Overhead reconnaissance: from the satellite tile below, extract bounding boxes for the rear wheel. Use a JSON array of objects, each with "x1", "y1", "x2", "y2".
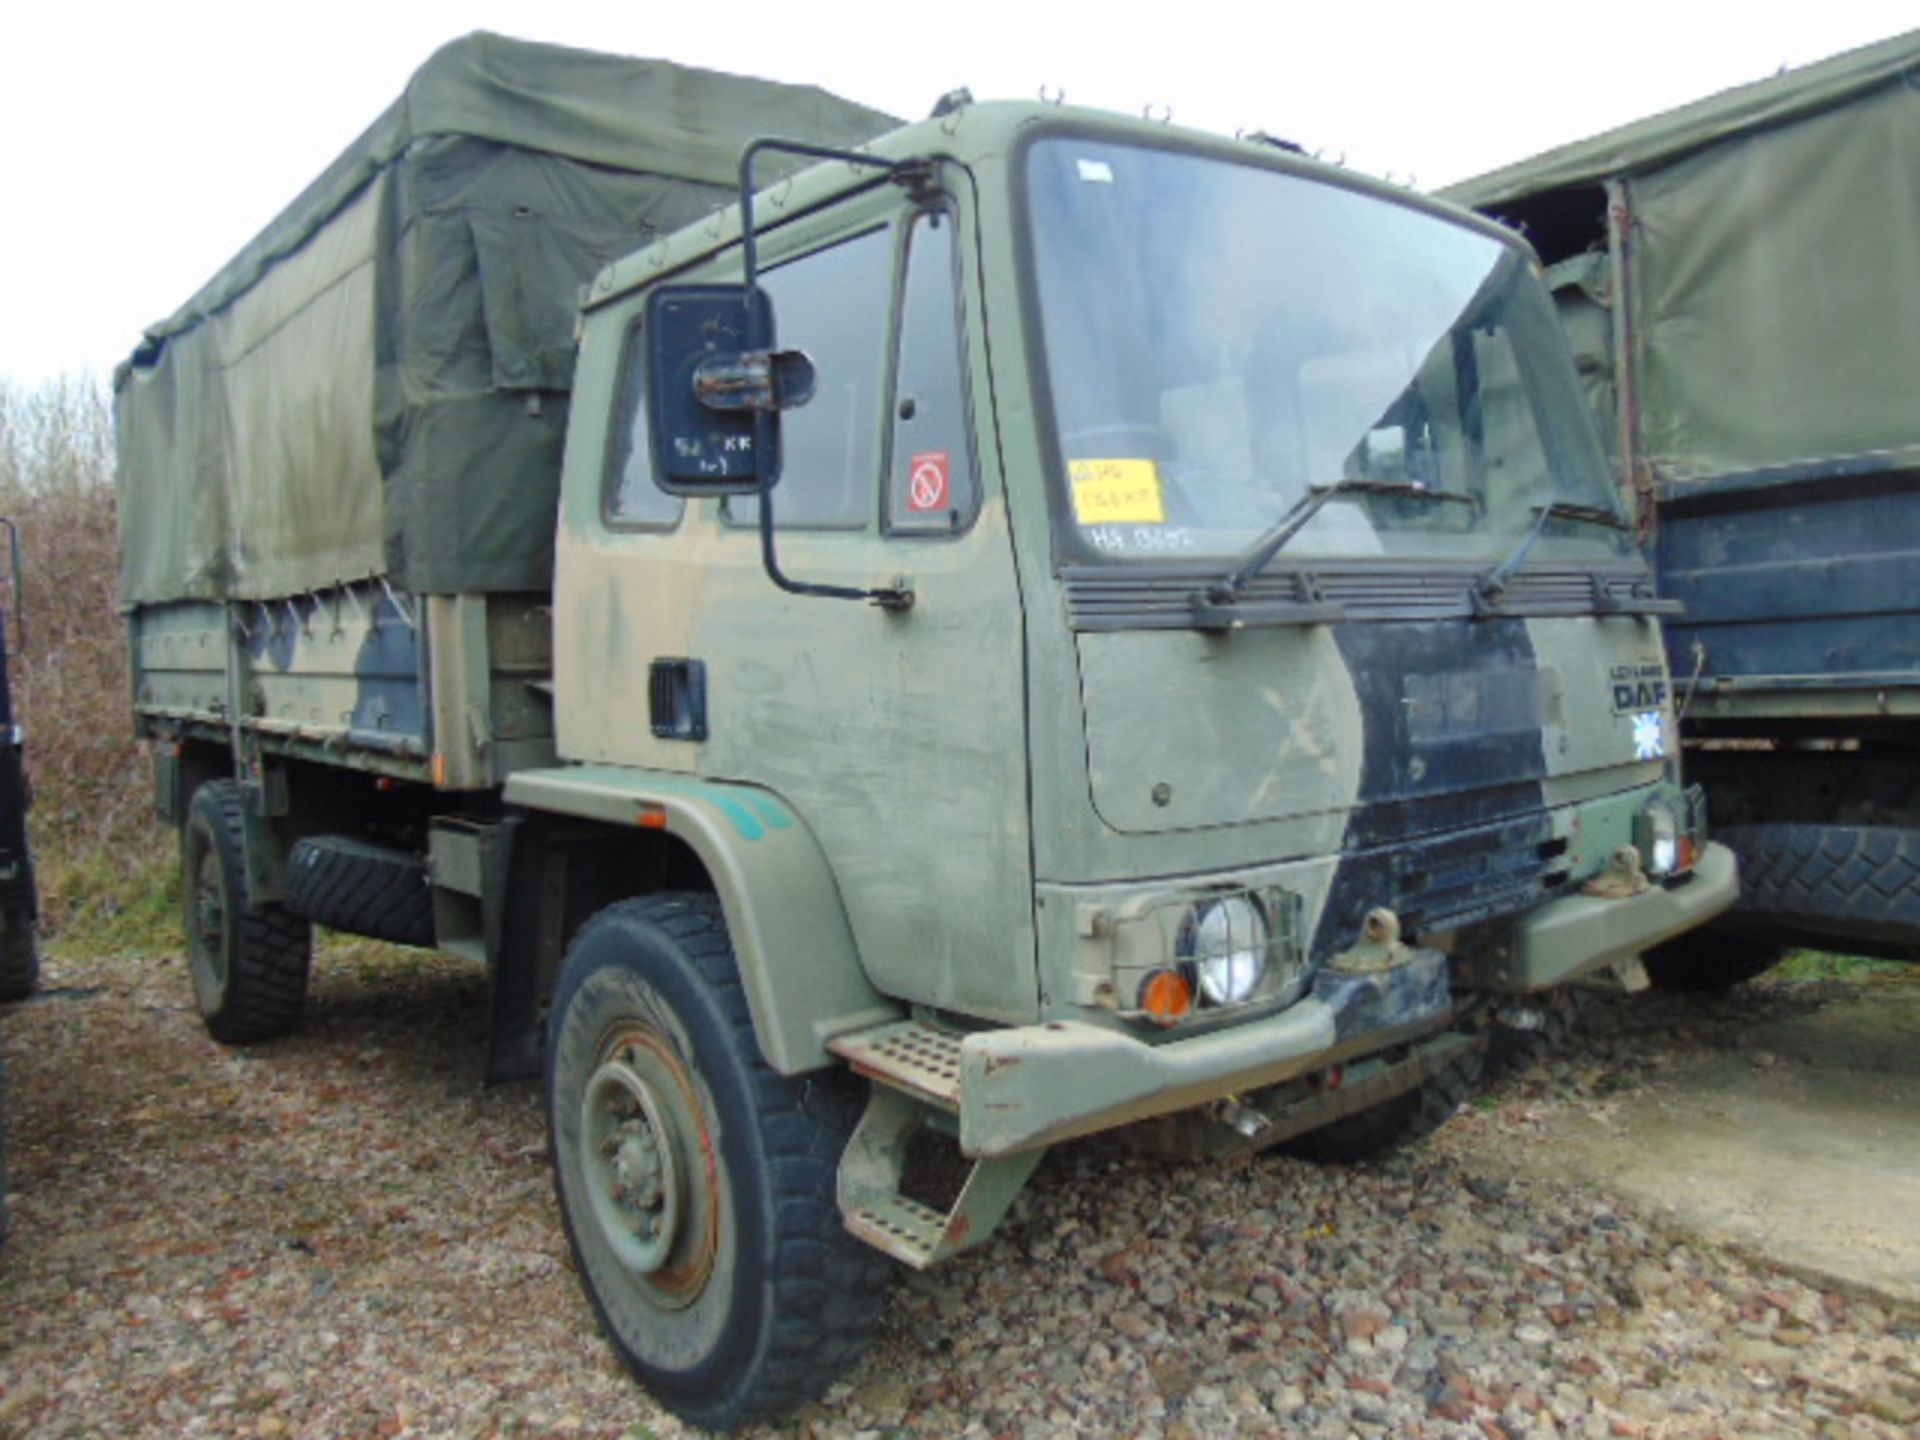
[
  {"x1": 181, "y1": 781, "x2": 312, "y2": 1043},
  {"x1": 547, "y1": 894, "x2": 889, "y2": 1430}
]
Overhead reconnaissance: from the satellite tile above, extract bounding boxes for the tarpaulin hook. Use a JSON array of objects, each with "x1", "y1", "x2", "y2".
[{"x1": 377, "y1": 575, "x2": 418, "y2": 632}]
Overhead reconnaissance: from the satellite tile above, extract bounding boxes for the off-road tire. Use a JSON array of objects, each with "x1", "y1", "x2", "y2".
[
  {"x1": 1720, "y1": 822, "x2": 1920, "y2": 957},
  {"x1": 1642, "y1": 928, "x2": 1787, "y2": 993},
  {"x1": 286, "y1": 836, "x2": 435, "y2": 947},
  {"x1": 0, "y1": 908, "x2": 37, "y2": 1002},
  {"x1": 1284, "y1": 1034, "x2": 1486, "y2": 1164},
  {"x1": 1487, "y1": 986, "x2": 1588, "y2": 1072},
  {"x1": 182, "y1": 781, "x2": 312, "y2": 1044},
  {"x1": 547, "y1": 893, "x2": 891, "y2": 1431}
]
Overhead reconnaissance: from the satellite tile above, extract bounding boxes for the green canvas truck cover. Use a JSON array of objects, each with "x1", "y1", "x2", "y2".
[
  {"x1": 115, "y1": 32, "x2": 895, "y2": 604},
  {"x1": 1441, "y1": 29, "x2": 1920, "y2": 487}
]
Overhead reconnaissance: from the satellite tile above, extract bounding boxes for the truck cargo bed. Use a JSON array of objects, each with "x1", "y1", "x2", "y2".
[{"x1": 132, "y1": 582, "x2": 555, "y2": 789}]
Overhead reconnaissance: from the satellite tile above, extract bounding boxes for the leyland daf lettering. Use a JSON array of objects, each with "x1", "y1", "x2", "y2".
[{"x1": 1610, "y1": 662, "x2": 1669, "y2": 714}]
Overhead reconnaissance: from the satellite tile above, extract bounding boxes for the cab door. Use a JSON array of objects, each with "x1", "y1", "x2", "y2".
[{"x1": 557, "y1": 184, "x2": 1038, "y2": 1024}]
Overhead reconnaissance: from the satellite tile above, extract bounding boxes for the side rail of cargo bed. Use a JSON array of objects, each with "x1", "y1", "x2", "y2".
[
  {"x1": 1656, "y1": 449, "x2": 1920, "y2": 731},
  {"x1": 129, "y1": 580, "x2": 557, "y2": 790}
]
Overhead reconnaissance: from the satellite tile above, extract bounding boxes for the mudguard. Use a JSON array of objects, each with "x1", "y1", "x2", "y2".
[{"x1": 504, "y1": 764, "x2": 900, "y2": 1074}]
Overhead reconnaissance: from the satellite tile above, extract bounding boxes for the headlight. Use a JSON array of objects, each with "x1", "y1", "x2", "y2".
[
  {"x1": 1179, "y1": 895, "x2": 1270, "y2": 1005},
  {"x1": 1637, "y1": 799, "x2": 1680, "y2": 877}
]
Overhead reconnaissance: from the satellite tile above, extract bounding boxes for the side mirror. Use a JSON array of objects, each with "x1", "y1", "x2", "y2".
[{"x1": 646, "y1": 284, "x2": 814, "y2": 496}]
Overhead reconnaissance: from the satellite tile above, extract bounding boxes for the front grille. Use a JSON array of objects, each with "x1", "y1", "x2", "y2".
[
  {"x1": 1321, "y1": 810, "x2": 1569, "y2": 956},
  {"x1": 1062, "y1": 562, "x2": 1660, "y2": 631}
]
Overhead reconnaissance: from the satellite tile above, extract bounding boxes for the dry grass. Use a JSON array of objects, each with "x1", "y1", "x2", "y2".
[{"x1": 0, "y1": 375, "x2": 170, "y2": 951}]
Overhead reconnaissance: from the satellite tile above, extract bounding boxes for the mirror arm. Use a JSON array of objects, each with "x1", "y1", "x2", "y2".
[{"x1": 736, "y1": 137, "x2": 919, "y2": 613}]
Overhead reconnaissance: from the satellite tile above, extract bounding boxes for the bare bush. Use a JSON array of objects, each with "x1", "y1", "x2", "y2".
[{"x1": 0, "y1": 375, "x2": 167, "y2": 945}]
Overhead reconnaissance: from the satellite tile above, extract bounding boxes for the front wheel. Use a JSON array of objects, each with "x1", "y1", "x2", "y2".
[
  {"x1": 1283, "y1": 1032, "x2": 1486, "y2": 1164},
  {"x1": 1486, "y1": 986, "x2": 1589, "y2": 1072},
  {"x1": 547, "y1": 894, "x2": 890, "y2": 1431}
]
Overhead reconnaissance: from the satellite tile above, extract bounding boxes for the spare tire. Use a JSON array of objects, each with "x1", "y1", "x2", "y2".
[{"x1": 286, "y1": 836, "x2": 436, "y2": 947}]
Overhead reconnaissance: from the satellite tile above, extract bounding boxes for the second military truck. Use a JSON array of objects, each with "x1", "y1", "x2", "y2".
[
  {"x1": 117, "y1": 32, "x2": 1735, "y2": 1429},
  {"x1": 1444, "y1": 30, "x2": 1920, "y2": 984}
]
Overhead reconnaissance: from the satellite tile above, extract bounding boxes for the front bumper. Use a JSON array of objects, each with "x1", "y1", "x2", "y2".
[
  {"x1": 1465, "y1": 839, "x2": 1740, "y2": 993},
  {"x1": 945, "y1": 843, "x2": 1736, "y2": 1157},
  {"x1": 950, "y1": 954, "x2": 1454, "y2": 1157}
]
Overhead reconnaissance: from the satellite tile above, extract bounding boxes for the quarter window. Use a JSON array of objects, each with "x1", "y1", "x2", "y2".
[
  {"x1": 887, "y1": 210, "x2": 977, "y2": 534},
  {"x1": 603, "y1": 322, "x2": 687, "y2": 528}
]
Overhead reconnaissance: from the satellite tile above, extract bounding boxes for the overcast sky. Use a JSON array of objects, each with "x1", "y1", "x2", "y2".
[{"x1": 2, "y1": 2, "x2": 1913, "y2": 385}]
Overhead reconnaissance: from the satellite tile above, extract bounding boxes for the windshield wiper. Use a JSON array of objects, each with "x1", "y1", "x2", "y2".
[
  {"x1": 1188, "y1": 479, "x2": 1480, "y2": 632},
  {"x1": 1471, "y1": 501, "x2": 1630, "y2": 613},
  {"x1": 1200, "y1": 479, "x2": 1482, "y2": 606}
]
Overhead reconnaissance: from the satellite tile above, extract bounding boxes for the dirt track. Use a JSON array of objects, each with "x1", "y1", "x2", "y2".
[
  {"x1": 2, "y1": 942, "x2": 1917, "y2": 1437},
  {"x1": 1439, "y1": 969, "x2": 1920, "y2": 1309}
]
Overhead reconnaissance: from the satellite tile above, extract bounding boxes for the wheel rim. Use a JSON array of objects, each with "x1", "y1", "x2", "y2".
[
  {"x1": 577, "y1": 1025, "x2": 718, "y2": 1309},
  {"x1": 187, "y1": 842, "x2": 228, "y2": 1012}
]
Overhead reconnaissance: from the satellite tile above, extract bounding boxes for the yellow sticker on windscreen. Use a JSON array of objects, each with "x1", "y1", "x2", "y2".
[{"x1": 1069, "y1": 459, "x2": 1165, "y2": 525}]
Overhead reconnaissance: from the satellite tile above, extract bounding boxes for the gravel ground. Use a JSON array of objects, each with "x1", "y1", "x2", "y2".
[{"x1": 3, "y1": 940, "x2": 1917, "y2": 1439}]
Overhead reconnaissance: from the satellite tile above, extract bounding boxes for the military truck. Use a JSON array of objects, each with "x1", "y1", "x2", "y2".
[
  {"x1": 1444, "y1": 30, "x2": 1920, "y2": 985},
  {"x1": 116, "y1": 32, "x2": 1735, "y2": 1428},
  {"x1": 0, "y1": 517, "x2": 34, "y2": 1248},
  {"x1": 0, "y1": 518, "x2": 36, "y2": 1005}
]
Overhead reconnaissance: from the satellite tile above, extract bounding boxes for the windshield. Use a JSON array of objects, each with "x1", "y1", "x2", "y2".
[{"x1": 1025, "y1": 137, "x2": 1631, "y2": 567}]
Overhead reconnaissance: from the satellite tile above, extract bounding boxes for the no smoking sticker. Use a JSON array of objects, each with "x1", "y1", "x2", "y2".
[{"x1": 907, "y1": 451, "x2": 950, "y2": 513}]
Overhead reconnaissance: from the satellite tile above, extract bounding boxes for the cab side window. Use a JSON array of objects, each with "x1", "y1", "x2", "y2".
[
  {"x1": 604, "y1": 321, "x2": 687, "y2": 528},
  {"x1": 728, "y1": 227, "x2": 892, "y2": 530},
  {"x1": 887, "y1": 209, "x2": 977, "y2": 534}
]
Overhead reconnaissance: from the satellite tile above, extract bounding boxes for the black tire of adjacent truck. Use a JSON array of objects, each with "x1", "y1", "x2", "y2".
[
  {"x1": 546, "y1": 894, "x2": 891, "y2": 1431},
  {"x1": 285, "y1": 836, "x2": 436, "y2": 947},
  {"x1": 0, "y1": 909, "x2": 37, "y2": 1002},
  {"x1": 1283, "y1": 1033, "x2": 1487, "y2": 1165},
  {"x1": 181, "y1": 781, "x2": 313, "y2": 1044},
  {"x1": 1641, "y1": 928, "x2": 1788, "y2": 993},
  {"x1": 1720, "y1": 821, "x2": 1920, "y2": 958}
]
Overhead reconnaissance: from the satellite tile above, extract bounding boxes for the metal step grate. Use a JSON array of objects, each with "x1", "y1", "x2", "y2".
[
  {"x1": 829, "y1": 1020, "x2": 964, "y2": 1110},
  {"x1": 844, "y1": 1194, "x2": 949, "y2": 1266}
]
